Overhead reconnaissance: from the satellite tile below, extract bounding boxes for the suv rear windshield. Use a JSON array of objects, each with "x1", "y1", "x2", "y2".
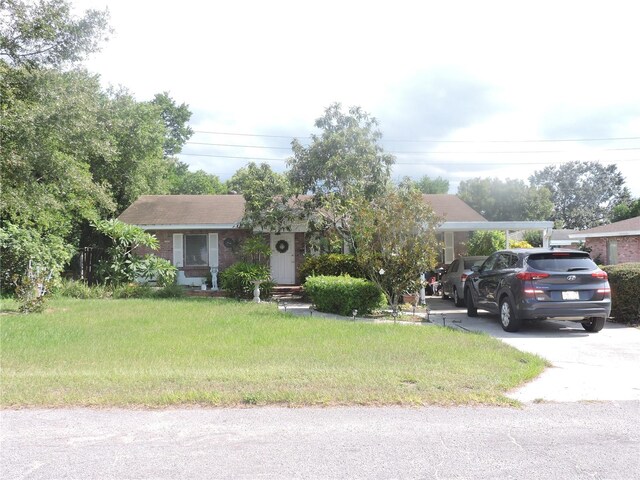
[{"x1": 526, "y1": 253, "x2": 597, "y2": 272}]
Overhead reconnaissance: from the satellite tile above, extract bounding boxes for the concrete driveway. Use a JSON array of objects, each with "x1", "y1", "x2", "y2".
[{"x1": 426, "y1": 297, "x2": 640, "y2": 402}]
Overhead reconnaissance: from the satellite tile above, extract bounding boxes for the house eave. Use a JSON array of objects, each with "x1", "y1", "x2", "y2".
[
  {"x1": 437, "y1": 221, "x2": 554, "y2": 231},
  {"x1": 572, "y1": 230, "x2": 640, "y2": 239},
  {"x1": 132, "y1": 223, "x2": 243, "y2": 231}
]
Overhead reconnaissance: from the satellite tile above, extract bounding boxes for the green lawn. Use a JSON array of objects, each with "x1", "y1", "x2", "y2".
[{"x1": 0, "y1": 298, "x2": 546, "y2": 407}]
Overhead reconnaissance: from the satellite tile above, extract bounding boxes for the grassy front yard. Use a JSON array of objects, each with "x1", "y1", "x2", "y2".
[{"x1": 0, "y1": 298, "x2": 546, "y2": 407}]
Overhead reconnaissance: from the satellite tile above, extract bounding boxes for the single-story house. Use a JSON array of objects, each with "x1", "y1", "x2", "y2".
[
  {"x1": 118, "y1": 194, "x2": 553, "y2": 287},
  {"x1": 569, "y1": 216, "x2": 640, "y2": 265}
]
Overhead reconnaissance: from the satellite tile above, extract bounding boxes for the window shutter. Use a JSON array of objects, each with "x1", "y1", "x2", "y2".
[
  {"x1": 208, "y1": 233, "x2": 219, "y2": 267},
  {"x1": 444, "y1": 232, "x2": 454, "y2": 264},
  {"x1": 173, "y1": 234, "x2": 184, "y2": 267}
]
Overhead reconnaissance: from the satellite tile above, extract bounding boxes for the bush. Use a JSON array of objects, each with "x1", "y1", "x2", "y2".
[
  {"x1": 154, "y1": 283, "x2": 186, "y2": 299},
  {"x1": 466, "y1": 231, "x2": 506, "y2": 256},
  {"x1": 299, "y1": 254, "x2": 364, "y2": 283},
  {"x1": 304, "y1": 275, "x2": 386, "y2": 316},
  {"x1": 53, "y1": 279, "x2": 111, "y2": 299},
  {"x1": 602, "y1": 263, "x2": 640, "y2": 324},
  {"x1": 112, "y1": 283, "x2": 155, "y2": 299},
  {"x1": 219, "y1": 262, "x2": 274, "y2": 299}
]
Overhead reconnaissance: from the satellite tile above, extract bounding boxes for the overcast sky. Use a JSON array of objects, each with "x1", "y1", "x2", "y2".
[{"x1": 71, "y1": 0, "x2": 640, "y2": 196}]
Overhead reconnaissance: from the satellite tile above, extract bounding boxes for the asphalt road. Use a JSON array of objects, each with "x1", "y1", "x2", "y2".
[{"x1": 2, "y1": 403, "x2": 639, "y2": 480}]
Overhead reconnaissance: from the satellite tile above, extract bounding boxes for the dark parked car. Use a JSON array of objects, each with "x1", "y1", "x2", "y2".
[
  {"x1": 464, "y1": 248, "x2": 611, "y2": 332},
  {"x1": 441, "y1": 256, "x2": 488, "y2": 307}
]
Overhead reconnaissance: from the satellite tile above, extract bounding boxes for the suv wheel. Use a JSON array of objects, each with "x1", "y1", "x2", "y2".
[
  {"x1": 500, "y1": 296, "x2": 522, "y2": 332},
  {"x1": 465, "y1": 288, "x2": 477, "y2": 317},
  {"x1": 453, "y1": 288, "x2": 465, "y2": 307},
  {"x1": 582, "y1": 317, "x2": 605, "y2": 332}
]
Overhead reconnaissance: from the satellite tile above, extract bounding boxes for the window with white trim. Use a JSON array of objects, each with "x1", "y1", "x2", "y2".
[{"x1": 185, "y1": 234, "x2": 208, "y2": 266}]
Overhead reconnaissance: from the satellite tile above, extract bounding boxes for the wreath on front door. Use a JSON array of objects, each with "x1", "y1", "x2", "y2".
[{"x1": 275, "y1": 239, "x2": 289, "y2": 253}]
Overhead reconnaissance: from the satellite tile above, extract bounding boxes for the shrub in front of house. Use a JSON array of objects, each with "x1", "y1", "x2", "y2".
[
  {"x1": 304, "y1": 275, "x2": 386, "y2": 316},
  {"x1": 299, "y1": 254, "x2": 365, "y2": 283},
  {"x1": 219, "y1": 262, "x2": 275, "y2": 300},
  {"x1": 602, "y1": 263, "x2": 640, "y2": 324}
]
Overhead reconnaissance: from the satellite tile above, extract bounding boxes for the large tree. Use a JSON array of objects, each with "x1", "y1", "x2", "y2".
[
  {"x1": 529, "y1": 161, "x2": 630, "y2": 229},
  {"x1": 287, "y1": 103, "x2": 395, "y2": 243},
  {"x1": 413, "y1": 175, "x2": 450, "y2": 194},
  {"x1": 611, "y1": 197, "x2": 640, "y2": 223},
  {"x1": 228, "y1": 162, "x2": 294, "y2": 232},
  {"x1": 457, "y1": 177, "x2": 553, "y2": 221},
  {"x1": 0, "y1": 0, "x2": 110, "y2": 68},
  {"x1": 351, "y1": 186, "x2": 441, "y2": 308}
]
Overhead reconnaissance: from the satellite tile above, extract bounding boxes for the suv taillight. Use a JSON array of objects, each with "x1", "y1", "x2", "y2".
[
  {"x1": 592, "y1": 270, "x2": 608, "y2": 279},
  {"x1": 516, "y1": 272, "x2": 550, "y2": 281},
  {"x1": 461, "y1": 273, "x2": 468, "y2": 281}
]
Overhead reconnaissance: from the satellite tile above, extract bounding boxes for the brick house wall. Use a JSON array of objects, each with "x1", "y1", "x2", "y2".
[{"x1": 586, "y1": 236, "x2": 640, "y2": 265}]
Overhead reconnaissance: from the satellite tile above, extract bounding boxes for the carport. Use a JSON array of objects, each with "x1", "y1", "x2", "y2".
[{"x1": 437, "y1": 221, "x2": 554, "y2": 263}]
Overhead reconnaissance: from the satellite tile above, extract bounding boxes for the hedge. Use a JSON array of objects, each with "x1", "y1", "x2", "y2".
[
  {"x1": 602, "y1": 263, "x2": 640, "y2": 324},
  {"x1": 304, "y1": 275, "x2": 386, "y2": 316},
  {"x1": 299, "y1": 254, "x2": 364, "y2": 283}
]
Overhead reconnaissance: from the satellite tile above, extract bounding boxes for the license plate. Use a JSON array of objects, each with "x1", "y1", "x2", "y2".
[{"x1": 562, "y1": 291, "x2": 580, "y2": 300}]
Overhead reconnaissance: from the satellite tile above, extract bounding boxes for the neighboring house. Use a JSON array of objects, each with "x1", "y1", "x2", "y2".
[
  {"x1": 550, "y1": 229, "x2": 585, "y2": 249},
  {"x1": 569, "y1": 216, "x2": 640, "y2": 265},
  {"x1": 118, "y1": 194, "x2": 553, "y2": 286}
]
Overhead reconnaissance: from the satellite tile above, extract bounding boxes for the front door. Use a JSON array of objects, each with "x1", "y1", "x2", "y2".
[{"x1": 270, "y1": 233, "x2": 296, "y2": 284}]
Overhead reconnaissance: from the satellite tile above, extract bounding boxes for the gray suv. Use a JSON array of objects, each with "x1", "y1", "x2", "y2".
[{"x1": 464, "y1": 248, "x2": 611, "y2": 332}]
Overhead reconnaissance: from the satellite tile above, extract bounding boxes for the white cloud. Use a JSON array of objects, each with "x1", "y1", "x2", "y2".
[{"x1": 71, "y1": 0, "x2": 640, "y2": 196}]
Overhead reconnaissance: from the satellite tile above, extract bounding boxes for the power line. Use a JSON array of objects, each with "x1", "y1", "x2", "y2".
[
  {"x1": 184, "y1": 140, "x2": 640, "y2": 155},
  {"x1": 178, "y1": 152, "x2": 640, "y2": 166},
  {"x1": 192, "y1": 130, "x2": 640, "y2": 144}
]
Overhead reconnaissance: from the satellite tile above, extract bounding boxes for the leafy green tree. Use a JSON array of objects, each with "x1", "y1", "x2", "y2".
[
  {"x1": 529, "y1": 161, "x2": 630, "y2": 229},
  {"x1": 287, "y1": 103, "x2": 395, "y2": 242},
  {"x1": 413, "y1": 175, "x2": 450, "y2": 194},
  {"x1": 466, "y1": 230, "x2": 506, "y2": 256},
  {"x1": 167, "y1": 161, "x2": 226, "y2": 194},
  {"x1": 0, "y1": 0, "x2": 110, "y2": 68},
  {"x1": 228, "y1": 162, "x2": 295, "y2": 232},
  {"x1": 151, "y1": 92, "x2": 194, "y2": 158},
  {"x1": 457, "y1": 177, "x2": 553, "y2": 221},
  {"x1": 611, "y1": 198, "x2": 640, "y2": 222},
  {"x1": 351, "y1": 186, "x2": 441, "y2": 307}
]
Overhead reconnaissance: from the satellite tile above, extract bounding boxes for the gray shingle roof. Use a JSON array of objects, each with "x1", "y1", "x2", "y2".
[{"x1": 575, "y1": 216, "x2": 640, "y2": 237}]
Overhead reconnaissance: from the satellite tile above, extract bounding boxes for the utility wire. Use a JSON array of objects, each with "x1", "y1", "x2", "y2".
[
  {"x1": 192, "y1": 130, "x2": 640, "y2": 144},
  {"x1": 185, "y1": 141, "x2": 640, "y2": 155},
  {"x1": 178, "y1": 152, "x2": 640, "y2": 166}
]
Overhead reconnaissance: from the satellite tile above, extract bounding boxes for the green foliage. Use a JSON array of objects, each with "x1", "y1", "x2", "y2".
[
  {"x1": 351, "y1": 186, "x2": 441, "y2": 306},
  {"x1": 228, "y1": 162, "x2": 293, "y2": 232},
  {"x1": 151, "y1": 92, "x2": 194, "y2": 157},
  {"x1": 611, "y1": 198, "x2": 640, "y2": 223},
  {"x1": 112, "y1": 283, "x2": 155, "y2": 299},
  {"x1": 134, "y1": 254, "x2": 177, "y2": 287},
  {"x1": 14, "y1": 267, "x2": 51, "y2": 313},
  {"x1": 153, "y1": 283, "x2": 186, "y2": 299},
  {"x1": 0, "y1": 0, "x2": 110, "y2": 68},
  {"x1": 299, "y1": 254, "x2": 364, "y2": 283},
  {"x1": 94, "y1": 219, "x2": 173, "y2": 286},
  {"x1": 602, "y1": 263, "x2": 640, "y2": 324},
  {"x1": 457, "y1": 177, "x2": 553, "y2": 221},
  {"x1": 413, "y1": 175, "x2": 450, "y2": 194},
  {"x1": 304, "y1": 275, "x2": 386, "y2": 316},
  {"x1": 523, "y1": 230, "x2": 543, "y2": 247},
  {"x1": 466, "y1": 231, "x2": 506, "y2": 256},
  {"x1": 529, "y1": 161, "x2": 631, "y2": 228},
  {"x1": 167, "y1": 164, "x2": 226, "y2": 194},
  {"x1": 0, "y1": 222, "x2": 74, "y2": 295},
  {"x1": 287, "y1": 103, "x2": 395, "y2": 242},
  {"x1": 219, "y1": 262, "x2": 274, "y2": 299},
  {"x1": 238, "y1": 235, "x2": 271, "y2": 264},
  {"x1": 53, "y1": 279, "x2": 111, "y2": 299}
]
